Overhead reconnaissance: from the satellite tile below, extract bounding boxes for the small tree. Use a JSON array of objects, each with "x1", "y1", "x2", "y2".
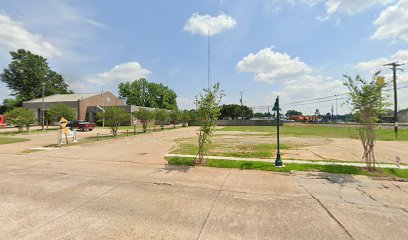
[
  {"x1": 154, "y1": 109, "x2": 169, "y2": 130},
  {"x1": 96, "y1": 106, "x2": 129, "y2": 136},
  {"x1": 195, "y1": 83, "x2": 224, "y2": 165},
  {"x1": 170, "y1": 109, "x2": 180, "y2": 128},
  {"x1": 180, "y1": 110, "x2": 191, "y2": 127},
  {"x1": 134, "y1": 108, "x2": 154, "y2": 133},
  {"x1": 344, "y1": 72, "x2": 387, "y2": 172},
  {"x1": 5, "y1": 107, "x2": 36, "y2": 132},
  {"x1": 48, "y1": 104, "x2": 75, "y2": 122}
]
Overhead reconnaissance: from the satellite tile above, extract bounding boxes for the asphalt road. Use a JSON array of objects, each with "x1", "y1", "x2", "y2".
[{"x1": 1, "y1": 127, "x2": 407, "y2": 239}]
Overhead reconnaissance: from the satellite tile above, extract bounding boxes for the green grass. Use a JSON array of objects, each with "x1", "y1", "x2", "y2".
[
  {"x1": 170, "y1": 142, "x2": 289, "y2": 159},
  {"x1": 165, "y1": 156, "x2": 408, "y2": 179},
  {"x1": 0, "y1": 128, "x2": 58, "y2": 136},
  {"x1": 218, "y1": 125, "x2": 408, "y2": 141},
  {"x1": 0, "y1": 137, "x2": 30, "y2": 144}
]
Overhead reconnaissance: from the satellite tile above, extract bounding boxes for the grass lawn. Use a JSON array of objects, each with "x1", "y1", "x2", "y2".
[
  {"x1": 0, "y1": 128, "x2": 58, "y2": 136},
  {"x1": 170, "y1": 142, "x2": 289, "y2": 159},
  {"x1": 0, "y1": 137, "x2": 30, "y2": 145},
  {"x1": 166, "y1": 156, "x2": 408, "y2": 179},
  {"x1": 218, "y1": 125, "x2": 408, "y2": 141}
]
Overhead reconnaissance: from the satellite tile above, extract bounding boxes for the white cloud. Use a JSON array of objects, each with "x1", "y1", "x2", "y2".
[
  {"x1": 236, "y1": 47, "x2": 312, "y2": 83},
  {"x1": 87, "y1": 62, "x2": 151, "y2": 85},
  {"x1": 273, "y1": 75, "x2": 346, "y2": 114},
  {"x1": 0, "y1": 12, "x2": 61, "y2": 58},
  {"x1": 177, "y1": 97, "x2": 196, "y2": 110},
  {"x1": 304, "y1": 0, "x2": 392, "y2": 22},
  {"x1": 356, "y1": 50, "x2": 408, "y2": 72},
  {"x1": 371, "y1": 0, "x2": 408, "y2": 43},
  {"x1": 355, "y1": 50, "x2": 408, "y2": 110},
  {"x1": 237, "y1": 47, "x2": 347, "y2": 114},
  {"x1": 325, "y1": 0, "x2": 392, "y2": 15},
  {"x1": 183, "y1": 13, "x2": 237, "y2": 36},
  {"x1": 356, "y1": 50, "x2": 408, "y2": 86}
]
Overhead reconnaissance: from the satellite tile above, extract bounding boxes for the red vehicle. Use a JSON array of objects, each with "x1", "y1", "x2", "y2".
[
  {"x1": 0, "y1": 115, "x2": 7, "y2": 128},
  {"x1": 67, "y1": 121, "x2": 96, "y2": 131}
]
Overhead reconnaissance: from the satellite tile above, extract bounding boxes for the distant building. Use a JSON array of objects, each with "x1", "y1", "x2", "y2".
[
  {"x1": 398, "y1": 109, "x2": 408, "y2": 123},
  {"x1": 381, "y1": 109, "x2": 408, "y2": 123},
  {"x1": 23, "y1": 92, "x2": 124, "y2": 123}
]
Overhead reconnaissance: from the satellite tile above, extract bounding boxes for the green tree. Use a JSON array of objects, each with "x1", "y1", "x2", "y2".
[
  {"x1": 285, "y1": 110, "x2": 302, "y2": 117},
  {"x1": 0, "y1": 98, "x2": 21, "y2": 114},
  {"x1": 220, "y1": 104, "x2": 253, "y2": 120},
  {"x1": 0, "y1": 49, "x2": 72, "y2": 102},
  {"x1": 48, "y1": 104, "x2": 75, "y2": 122},
  {"x1": 154, "y1": 109, "x2": 169, "y2": 130},
  {"x1": 344, "y1": 72, "x2": 387, "y2": 171},
  {"x1": 169, "y1": 109, "x2": 180, "y2": 128},
  {"x1": 195, "y1": 83, "x2": 224, "y2": 165},
  {"x1": 96, "y1": 107, "x2": 129, "y2": 136},
  {"x1": 118, "y1": 78, "x2": 177, "y2": 110},
  {"x1": 134, "y1": 108, "x2": 154, "y2": 133},
  {"x1": 253, "y1": 112, "x2": 272, "y2": 118},
  {"x1": 180, "y1": 110, "x2": 191, "y2": 127},
  {"x1": 5, "y1": 107, "x2": 36, "y2": 132}
]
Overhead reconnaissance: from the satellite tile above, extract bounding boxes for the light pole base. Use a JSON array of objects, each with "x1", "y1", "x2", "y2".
[{"x1": 275, "y1": 153, "x2": 282, "y2": 167}]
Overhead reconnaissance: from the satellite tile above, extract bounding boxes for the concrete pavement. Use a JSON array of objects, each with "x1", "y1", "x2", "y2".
[{"x1": 1, "y1": 127, "x2": 407, "y2": 239}]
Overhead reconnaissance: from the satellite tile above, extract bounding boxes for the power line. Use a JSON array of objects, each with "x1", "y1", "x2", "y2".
[
  {"x1": 251, "y1": 92, "x2": 348, "y2": 109},
  {"x1": 283, "y1": 93, "x2": 348, "y2": 105},
  {"x1": 282, "y1": 96, "x2": 348, "y2": 107},
  {"x1": 251, "y1": 96, "x2": 349, "y2": 109}
]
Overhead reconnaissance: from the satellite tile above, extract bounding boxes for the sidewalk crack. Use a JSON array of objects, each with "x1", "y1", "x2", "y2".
[
  {"x1": 296, "y1": 177, "x2": 355, "y2": 240},
  {"x1": 196, "y1": 170, "x2": 230, "y2": 240}
]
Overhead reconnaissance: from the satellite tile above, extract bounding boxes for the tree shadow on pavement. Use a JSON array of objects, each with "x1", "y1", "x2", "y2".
[
  {"x1": 315, "y1": 172, "x2": 360, "y2": 185},
  {"x1": 161, "y1": 164, "x2": 193, "y2": 174}
]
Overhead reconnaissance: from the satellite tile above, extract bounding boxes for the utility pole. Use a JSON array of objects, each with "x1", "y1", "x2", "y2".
[
  {"x1": 207, "y1": 30, "x2": 211, "y2": 91},
  {"x1": 331, "y1": 105, "x2": 334, "y2": 120},
  {"x1": 41, "y1": 82, "x2": 45, "y2": 131},
  {"x1": 335, "y1": 94, "x2": 338, "y2": 121},
  {"x1": 384, "y1": 62, "x2": 405, "y2": 139},
  {"x1": 101, "y1": 87, "x2": 105, "y2": 128}
]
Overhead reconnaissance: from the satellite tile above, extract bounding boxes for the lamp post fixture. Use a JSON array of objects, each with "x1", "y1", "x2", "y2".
[
  {"x1": 41, "y1": 82, "x2": 45, "y2": 131},
  {"x1": 273, "y1": 96, "x2": 282, "y2": 167}
]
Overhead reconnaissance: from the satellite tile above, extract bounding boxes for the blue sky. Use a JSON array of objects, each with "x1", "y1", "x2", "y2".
[{"x1": 1, "y1": 0, "x2": 407, "y2": 115}]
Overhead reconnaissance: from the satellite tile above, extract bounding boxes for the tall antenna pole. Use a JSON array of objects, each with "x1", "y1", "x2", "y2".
[
  {"x1": 240, "y1": 91, "x2": 243, "y2": 106},
  {"x1": 207, "y1": 30, "x2": 211, "y2": 91},
  {"x1": 384, "y1": 62, "x2": 405, "y2": 139},
  {"x1": 335, "y1": 94, "x2": 338, "y2": 121}
]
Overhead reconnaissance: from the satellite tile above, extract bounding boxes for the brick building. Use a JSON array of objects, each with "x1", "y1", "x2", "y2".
[{"x1": 23, "y1": 92, "x2": 124, "y2": 123}]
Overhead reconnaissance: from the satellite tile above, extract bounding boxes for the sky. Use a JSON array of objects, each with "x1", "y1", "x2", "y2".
[{"x1": 0, "y1": 0, "x2": 408, "y2": 115}]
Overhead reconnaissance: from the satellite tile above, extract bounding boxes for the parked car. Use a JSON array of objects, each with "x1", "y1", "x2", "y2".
[{"x1": 67, "y1": 121, "x2": 96, "y2": 131}]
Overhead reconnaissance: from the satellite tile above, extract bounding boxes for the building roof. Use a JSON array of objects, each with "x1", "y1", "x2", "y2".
[{"x1": 25, "y1": 93, "x2": 100, "y2": 103}]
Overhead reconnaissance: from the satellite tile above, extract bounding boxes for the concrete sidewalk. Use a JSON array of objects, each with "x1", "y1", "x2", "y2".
[{"x1": 1, "y1": 127, "x2": 407, "y2": 239}]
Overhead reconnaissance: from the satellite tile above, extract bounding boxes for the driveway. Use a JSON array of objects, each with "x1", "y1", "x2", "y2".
[{"x1": 0, "y1": 127, "x2": 407, "y2": 239}]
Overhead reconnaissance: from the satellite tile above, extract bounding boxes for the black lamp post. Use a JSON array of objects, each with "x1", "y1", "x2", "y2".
[{"x1": 273, "y1": 96, "x2": 282, "y2": 167}]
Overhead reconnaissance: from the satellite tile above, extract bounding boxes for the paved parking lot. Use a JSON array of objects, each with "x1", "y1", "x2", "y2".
[{"x1": 1, "y1": 127, "x2": 408, "y2": 239}]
